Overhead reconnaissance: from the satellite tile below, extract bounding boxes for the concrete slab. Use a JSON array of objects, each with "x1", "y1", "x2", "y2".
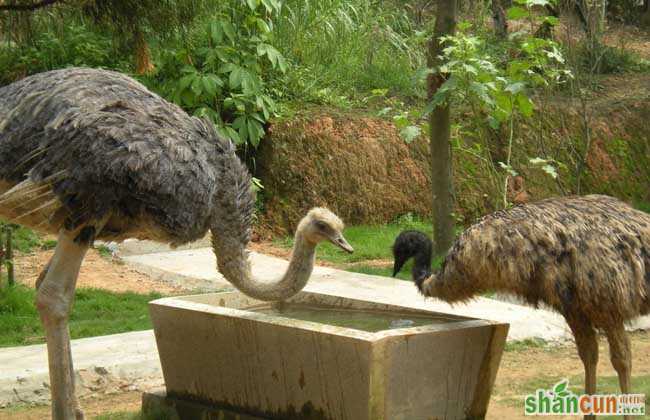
[
  {"x1": 4, "y1": 245, "x2": 647, "y2": 408},
  {"x1": 0, "y1": 330, "x2": 163, "y2": 407},
  {"x1": 123, "y1": 248, "x2": 574, "y2": 342}
]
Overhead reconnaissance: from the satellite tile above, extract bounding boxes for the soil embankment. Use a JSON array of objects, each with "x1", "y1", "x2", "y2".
[{"x1": 257, "y1": 77, "x2": 650, "y2": 234}]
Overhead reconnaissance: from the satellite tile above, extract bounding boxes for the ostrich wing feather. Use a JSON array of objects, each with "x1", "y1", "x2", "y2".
[{"x1": 0, "y1": 68, "x2": 244, "y2": 244}]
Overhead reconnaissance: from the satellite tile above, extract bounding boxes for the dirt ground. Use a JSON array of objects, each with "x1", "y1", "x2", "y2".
[
  {"x1": 3, "y1": 245, "x2": 649, "y2": 419},
  {"x1": 2, "y1": 331, "x2": 648, "y2": 419},
  {"x1": 14, "y1": 247, "x2": 185, "y2": 295}
]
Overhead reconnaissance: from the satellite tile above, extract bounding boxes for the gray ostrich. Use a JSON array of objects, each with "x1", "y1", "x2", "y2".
[
  {"x1": 393, "y1": 195, "x2": 650, "y2": 420},
  {"x1": 0, "y1": 68, "x2": 353, "y2": 420}
]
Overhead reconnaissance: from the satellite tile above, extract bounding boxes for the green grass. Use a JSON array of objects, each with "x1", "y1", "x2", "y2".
[
  {"x1": 274, "y1": 215, "x2": 450, "y2": 285},
  {"x1": 0, "y1": 222, "x2": 43, "y2": 253},
  {"x1": 41, "y1": 239, "x2": 58, "y2": 250},
  {"x1": 94, "y1": 413, "x2": 143, "y2": 420},
  {"x1": 272, "y1": 0, "x2": 424, "y2": 102},
  {"x1": 5, "y1": 408, "x2": 168, "y2": 420},
  {"x1": 636, "y1": 201, "x2": 650, "y2": 214},
  {"x1": 504, "y1": 338, "x2": 549, "y2": 352},
  {"x1": 94, "y1": 411, "x2": 173, "y2": 420},
  {"x1": 96, "y1": 244, "x2": 114, "y2": 259},
  {"x1": 346, "y1": 264, "x2": 411, "y2": 281},
  {"x1": 0, "y1": 285, "x2": 161, "y2": 347},
  {"x1": 275, "y1": 216, "x2": 433, "y2": 265}
]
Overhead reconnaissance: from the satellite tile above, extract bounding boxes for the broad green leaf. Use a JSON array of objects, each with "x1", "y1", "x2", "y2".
[
  {"x1": 516, "y1": 94, "x2": 534, "y2": 117},
  {"x1": 210, "y1": 22, "x2": 223, "y2": 44},
  {"x1": 181, "y1": 90, "x2": 196, "y2": 107},
  {"x1": 256, "y1": 18, "x2": 271, "y2": 33},
  {"x1": 191, "y1": 77, "x2": 203, "y2": 96},
  {"x1": 221, "y1": 21, "x2": 236, "y2": 43},
  {"x1": 393, "y1": 114, "x2": 410, "y2": 130},
  {"x1": 247, "y1": 119, "x2": 264, "y2": 147},
  {"x1": 542, "y1": 164, "x2": 558, "y2": 179},
  {"x1": 178, "y1": 74, "x2": 194, "y2": 91},
  {"x1": 276, "y1": 55, "x2": 287, "y2": 73},
  {"x1": 498, "y1": 162, "x2": 518, "y2": 177},
  {"x1": 201, "y1": 76, "x2": 218, "y2": 97},
  {"x1": 377, "y1": 107, "x2": 392, "y2": 117},
  {"x1": 542, "y1": 16, "x2": 559, "y2": 26},
  {"x1": 220, "y1": 62, "x2": 238, "y2": 74},
  {"x1": 505, "y1": 82, "x2": 526, "y2": 95},
  {"x1": 400, "y1": 125, "x2": 421, "y2": 143},
  {"x1": 507, "y1": 6, "x2": 528, "y2": 20},
  {"x1": 225, "y1": 126, "x2": 242, "y2": 145},
  {"x1": 229, "y1": 67, "x2": 243, "y2": 89},
  {"x1": 246, "y1": 0, "x2": 259, "y2": 11}
]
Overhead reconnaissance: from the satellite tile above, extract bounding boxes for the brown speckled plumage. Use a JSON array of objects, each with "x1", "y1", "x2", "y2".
[
  {"x1": 422, "y1": 195, "x2": 650, "y2": 325},
  {"x1": 394, "y1": 195, "x2": 649, "y2": 415}
]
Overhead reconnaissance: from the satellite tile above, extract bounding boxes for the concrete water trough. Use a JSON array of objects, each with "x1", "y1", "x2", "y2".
[{"x1": 143, "y1": 291, "x2": 509, "y2": 420}]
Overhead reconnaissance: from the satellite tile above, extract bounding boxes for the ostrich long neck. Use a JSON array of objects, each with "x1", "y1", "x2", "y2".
[{"x1": 211, "y1": 227, "x2": 317, "y2": 301}]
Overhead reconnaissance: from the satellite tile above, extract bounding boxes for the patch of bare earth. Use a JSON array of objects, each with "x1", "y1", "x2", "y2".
[
  {"x1": 0, "y1": 391, "x2": 142, "y2": 420},
  {"x1": 14, "y1": 248, "x2": 185, "y2": 294},
  {"x1": 489, "y1": 331, "x2": 650, "y2": 419},
  {"x1": 2, "y1": 332, "x2": 648, "y2": 419}
]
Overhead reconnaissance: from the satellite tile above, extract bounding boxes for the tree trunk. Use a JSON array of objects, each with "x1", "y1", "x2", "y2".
[
  {"x1": 491, "y1": 0, "x2": 508, "y2": 38},
  {"x1": 642, "y1": 1, "x2": 650, "y2": 28},
  {"x1": 427, "y1": 0, "x2": 457, "y2": 257},
  {"x1": 134, "y1": 28, "x2": 154, "y2": 75},
  {"x1": 0, "y1": 229, "x2": 4, "y2": 284},
  {"x1": 6, "y1": 227, "x2": 13, "y2": 286}
]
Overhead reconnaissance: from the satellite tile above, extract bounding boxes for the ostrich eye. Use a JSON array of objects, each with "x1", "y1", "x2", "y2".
[{"x1": 314, "y1": 220, "x2": 328, "y2": 231}]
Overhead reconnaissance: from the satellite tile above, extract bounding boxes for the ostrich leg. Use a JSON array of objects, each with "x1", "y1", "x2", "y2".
[
  {"x1": 566, "y1": 315, "x2": 598, "y2": 420},
  {"x1": 605, "y1": 324, "x2": 632, "y2": 420},
  {"x1": 35, "y1": 227, "x2": 96, "y2": 420},
  {"x1": 35, "y1": 259, "x2": 81, "y2": 412},
  {"x1": 35, "y1": 258, "x2": 52, "y2": 289}
]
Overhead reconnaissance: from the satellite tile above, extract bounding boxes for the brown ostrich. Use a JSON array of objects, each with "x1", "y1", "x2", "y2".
[
  {"x1": 393, "y1": 195, "x2": 650, "y2": 420},
  {"x1": 0, "y1": 68, "x2": 353, "y2": 420}
]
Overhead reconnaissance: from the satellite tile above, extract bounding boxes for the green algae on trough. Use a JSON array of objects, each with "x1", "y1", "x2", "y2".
[{"x1": 250, "y1": 304, "x2": 453, "y2": 332}]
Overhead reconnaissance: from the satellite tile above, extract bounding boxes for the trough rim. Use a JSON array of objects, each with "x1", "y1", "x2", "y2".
[{"x1": 149, "y1": 291, "x2": 507, "y2": 342}]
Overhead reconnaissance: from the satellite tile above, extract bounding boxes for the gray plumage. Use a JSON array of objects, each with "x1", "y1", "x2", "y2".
[
  {"x1": 0, "y1": 67, "x2": 253, "y2": 247},
  {"x1": 1, "y1": 68, "x2": 354, "y2": 420}
]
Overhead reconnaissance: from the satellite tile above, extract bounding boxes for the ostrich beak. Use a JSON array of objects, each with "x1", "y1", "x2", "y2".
[{"x1": 330, "y1": 234, "x2": 354, "y2": 253}]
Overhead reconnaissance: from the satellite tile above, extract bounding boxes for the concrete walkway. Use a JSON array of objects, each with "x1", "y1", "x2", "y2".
[
  {"x1": 0, "y1": 330, "x2": 162, "y2": 407},
  {"x1": 127, "y1": 248, "x2": 575, "y2": 340},
  {"x1": 3, "y1": 243, "x2": 649, "y2": 407},
  {"x1": 122, "y1": 246, "x2": 649, "y2": 341}
]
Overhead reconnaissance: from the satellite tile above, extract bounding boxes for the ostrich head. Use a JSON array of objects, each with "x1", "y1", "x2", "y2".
[
  {"x1": 392, "y1": 230, "x2": 432, "y2": 277},
  {"x1": 297, "y1": 207, "x2": 353, "y2": 253}
]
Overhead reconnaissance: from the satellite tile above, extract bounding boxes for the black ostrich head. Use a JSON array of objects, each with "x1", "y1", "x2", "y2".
[{"x1": 391, "y1": 230, "x2": 433, "y2": 288}]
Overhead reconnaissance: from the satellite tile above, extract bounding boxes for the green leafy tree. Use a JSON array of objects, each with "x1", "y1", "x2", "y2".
[
  {"x1": 426, "y1": 1, "x2": 570, "y2": 208},
  {"x1": 147, "y1": 0, "x2": 286, "y2": 149},
  {"x1": 0, "y1": 0, "x2": 213, "y2": 74}
]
